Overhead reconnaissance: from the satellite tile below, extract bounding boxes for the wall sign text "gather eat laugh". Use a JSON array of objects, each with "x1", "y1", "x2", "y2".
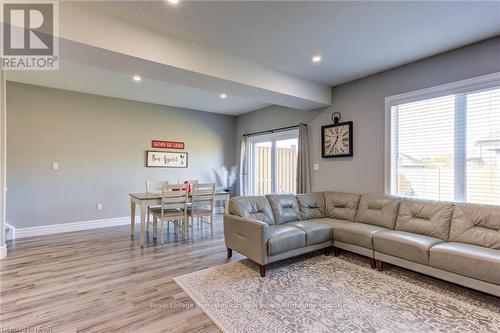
[{"x1": 151, "y1": 140, "x2": 185, "y2": 149}]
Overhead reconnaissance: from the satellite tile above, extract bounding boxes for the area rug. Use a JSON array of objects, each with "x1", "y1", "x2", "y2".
[{"x1": 174, "y1": 254, "x2": 500, "y2": 333}]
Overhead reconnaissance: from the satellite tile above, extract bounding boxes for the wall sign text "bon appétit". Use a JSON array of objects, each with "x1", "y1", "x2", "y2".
[{"x1": 146, "y1": 151, "x2": 188, "y2": 168}]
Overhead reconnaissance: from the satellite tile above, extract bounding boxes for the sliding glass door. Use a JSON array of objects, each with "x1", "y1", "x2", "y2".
[{"x1": 247, "y1": 129, "x2": 298, "y2": 195}]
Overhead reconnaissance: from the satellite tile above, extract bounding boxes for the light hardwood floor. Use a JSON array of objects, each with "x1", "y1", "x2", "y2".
[{"x1": 0, "y1": 215, "x2": 243, "y2": 333}]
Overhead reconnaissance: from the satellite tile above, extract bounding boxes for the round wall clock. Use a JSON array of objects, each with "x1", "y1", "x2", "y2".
[{"x1": 321, "y1": 121, "x2": 353, "y2": 158}]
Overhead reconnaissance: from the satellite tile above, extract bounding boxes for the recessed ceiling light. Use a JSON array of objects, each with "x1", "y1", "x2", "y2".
[
  {"x1": 312, "y1": 55, "x2": 322, "y2": 63},
  {"x1": 220, "y1": 93, "x2": 227, "y2": 99},
  {"x1": 167, "y1": 0, "x2": 179, "y2": 4},
  {"x1": 132, "y1": 75, "x2": 142, "y2": 82}
]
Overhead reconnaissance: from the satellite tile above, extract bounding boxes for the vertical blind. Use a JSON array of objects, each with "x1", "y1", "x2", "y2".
[{"x1": 390, "y1": 83, "x2": 500, "y2": 205}]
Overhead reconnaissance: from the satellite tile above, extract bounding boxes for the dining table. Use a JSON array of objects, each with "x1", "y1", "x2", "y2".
[{"x1": 129, "y1": 191, "x2": 230, "y2": 248}]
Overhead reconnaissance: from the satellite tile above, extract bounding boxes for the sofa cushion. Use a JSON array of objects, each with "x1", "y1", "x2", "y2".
[
  {"x1": 355, "y1": 194, "x2": 400, "y2": 229},
  {"x1": 296, "y1": 192, "x2": 326, "y2": 219},
  {"x1": 287, "y1": 220, "x2": 333, "y2": 245},
  {"x1": 314, "y1": 217, "x2": 351, "y2": 229},
  {"x1": 373, "y1": 230, "x2": 443, "y2": 265},
  {"x1": 229, "y1": 196, "x2": 275, "y2": 225},
  {"x1": 430, "y1": 242, "x2": 500, "y2": 285},
  {"x1": 266, "y1": 194, "x2": 301, "y2": 224},
  {"x1": 395, "y1": 199, "x2": 454, "y2": 241},
  {"x1": 449, "y1": 203, "x2": 500, "y2": 249},
  {"x1": 267, "y1": 225, "x2": 306, "y2": 256},
  {"x1": 334, "y1": 222, "x2": 388, "y2": 249},
  {"x1": 324, "y1": 191, "x2": 360, "y2": 221}
]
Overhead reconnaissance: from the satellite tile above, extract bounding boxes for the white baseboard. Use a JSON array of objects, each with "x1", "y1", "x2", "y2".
[
  {"x1": 10, "y1": 210, "x2": 225, "y2": 240},
  {"x1": 0, "y1": 244, "x2": 6, "y2": 259},
  {"x1": 5, "y1": 222, "x2": 15, "y2": 241},
  {"x1": 13, "y1": 216, "x2": 136, "y2": 239}
]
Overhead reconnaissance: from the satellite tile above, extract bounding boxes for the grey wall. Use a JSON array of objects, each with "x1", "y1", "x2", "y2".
[
  {"x1": 7, "y1": 83, "x2": 236, "y2": 228},
  {"x1": 237, "y1": 36, "x2": 500, "y2": 194},
  {"x1": 235, "y1": 105, "x2": 323, "y2": 138}
]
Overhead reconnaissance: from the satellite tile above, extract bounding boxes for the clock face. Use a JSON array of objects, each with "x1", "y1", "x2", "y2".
[{"x1": 322, "y1": 122, "x2": 353, "y2": 158}]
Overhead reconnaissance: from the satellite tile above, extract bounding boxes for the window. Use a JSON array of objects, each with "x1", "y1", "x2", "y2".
[
  {"x1": 386, "y1": 74, "x2": 500, "y2": 205},
  {"x1": 247, "y1": 129, "x2": 298, "y2": 195}
]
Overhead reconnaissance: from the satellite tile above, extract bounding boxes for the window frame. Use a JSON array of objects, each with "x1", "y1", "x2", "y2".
[
  {"x1": 384, "y1": 72, "x2": 500, "y2": 201},
  {"x1": 246, "y1": 128, "x2": 299, "y2": 195}
]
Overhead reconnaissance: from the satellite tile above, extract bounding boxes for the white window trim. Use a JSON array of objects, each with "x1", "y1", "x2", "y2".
[{"x1": 384, "y1": 72, "x2": 500, "y2": 196}]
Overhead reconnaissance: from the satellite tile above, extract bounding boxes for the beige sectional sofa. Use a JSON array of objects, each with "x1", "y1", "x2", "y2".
[{"x1": 223, "y1": 192, "x2": 500, "y2": 297}]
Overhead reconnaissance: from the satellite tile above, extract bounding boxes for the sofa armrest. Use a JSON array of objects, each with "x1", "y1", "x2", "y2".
[{"x1": 224, "y1": 214, "x2": 270, "y2": 265}]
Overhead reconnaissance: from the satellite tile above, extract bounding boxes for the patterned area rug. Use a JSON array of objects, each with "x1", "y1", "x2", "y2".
[{"x1": 174, "y1": 253, "x2": 500, "y2": 333}]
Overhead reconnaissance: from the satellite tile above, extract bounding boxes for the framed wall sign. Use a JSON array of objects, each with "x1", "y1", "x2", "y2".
[
  {"x1": 146, "y1": 151, "x2": 188, "y2": 168},
  {"x1": 151, "y1": 140, "x2": 185, "y2": 149},
  {"x1": 321, "y1": 120, "x2": 353, "y2": 158}
]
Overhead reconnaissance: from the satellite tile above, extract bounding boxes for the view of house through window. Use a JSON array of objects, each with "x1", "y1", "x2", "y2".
[
  {"x1": 248, "y1": 129, "x2": 298, "y2": 195},
  {"x1": 390, "y1": 85, "x2": 500, "y2": 205}
]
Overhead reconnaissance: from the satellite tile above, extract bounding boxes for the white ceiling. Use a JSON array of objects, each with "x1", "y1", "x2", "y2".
[
  {"x1": 8, "y1": 60, "x2": 271, "y2": 115},
  {"x1": 6, "y1": 1, "x2": 500, "y2": 115},
  {"x1": 83, "y1": 1, "x2": 500, "y2": 86}
]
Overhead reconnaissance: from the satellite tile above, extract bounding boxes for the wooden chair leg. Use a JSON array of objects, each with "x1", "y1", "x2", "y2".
[
  {"x1": 160, "y1": 221, "x2": 165, "y2": 244},
  {"x1": 152, "y1": 216, "x2": 157, "y2": 240},
  {"x1": 370, "y1": 258, "x2": 376, "y2": 269},
  {"x1": 376, "y1": 260, "x2": 384, "y2": 271},
  {"x1": 259, "y1": 264, "x2": 266, "y2": 277},
  {"x1": 174, "y1": 221, "x2": 178, "y2": 235},
  {"x1": 182, "y1": 217, "x2": 187, "y2": 239},
  {"x1": 227, "y1": 247, "x2": 232, "y2": 258},
  {"x1": 210, "y1": 215, "x2": 214, "y2": 236}
]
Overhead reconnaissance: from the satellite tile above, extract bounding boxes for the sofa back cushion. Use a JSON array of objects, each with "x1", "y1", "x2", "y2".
[
  {"x1": 228, "y1": 196, "x2": 275, "y2": 225},
  {"x1": 324, "y1": 191, "x2": 360, "y2": 221},
  {"x1": 395, "y1": 199, "x2": 454, "y2": 240},
  {"x1": 355, "y1": 194, "x2": 400, "y2": 229},
  {"x1": 449, "y1": 203, "x2": 500, "y2": 249},
  {"x1": 266, "y1": 194, "x2": 301, "y2": 224},
  {"x1": 296, "y1": 192, "x2": 325, "y2": 219}
]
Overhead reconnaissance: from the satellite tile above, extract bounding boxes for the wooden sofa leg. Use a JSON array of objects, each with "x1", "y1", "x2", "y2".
[
  {"x1": 259, "y1": 265, "x2": 266, "y2": 277},
  {"x1": 376, "y1": 260, "x2": 384, "y2": 271},
  {"x1": 324, "y1": 247, "x2": 331, "y2": 256},
  {"x1": 333, "y1": 247, "x2": 341, "y2": 257},
  {"x1": 370, "y1": 258, "x2": 376, "y2": 269},
  {"x1": 227, "y1": 248, "x2": 232, "y2": 258}
]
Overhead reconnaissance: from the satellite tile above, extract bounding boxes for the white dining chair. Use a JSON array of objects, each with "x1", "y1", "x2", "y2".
[
  {"x1": 188, "y1": 183, "x2": 216, "y2": 236},
  {"x1": 146, "y1": 181, "x2": 168, "y2": 232},
  {"x1": 179, "y1": 179, "x2": 199, "y2": 208},
  {"x1": 151, "y1": 184, "x2": 189, "y2": 244}
]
